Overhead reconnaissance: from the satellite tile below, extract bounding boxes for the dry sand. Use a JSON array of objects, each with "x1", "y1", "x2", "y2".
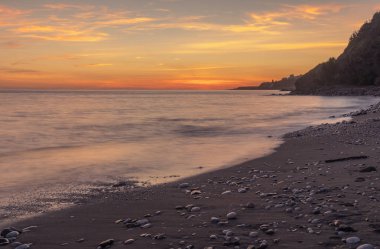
[{"x1": 2, "y1": 103, "x2": 380, "y2": 249}]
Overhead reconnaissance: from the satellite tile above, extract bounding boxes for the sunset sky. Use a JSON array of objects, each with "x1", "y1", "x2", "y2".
[{"x1": 0, "y1": 0, "x2": 379, "y2": 90}]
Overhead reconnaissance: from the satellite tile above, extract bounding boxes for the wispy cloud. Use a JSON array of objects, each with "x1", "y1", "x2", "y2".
[
  {"x1": 249, "y1": 3, "x2": 347, "y2": 27},
  {"x1": 0, "y1": 41, "x2": 23, "y2": 49},
  {"x1": 174, "y1": 40, "x2": 347, "y2": 54},
  {"x1": 0, "y1": 67, "x2": 40, "y2": 74},
  {"x1": 15, "y1": 25, "x2": 109, "y2": 42},
  {"x1": 0, "y1": 5, "x2": 28, "y2": 16},
  {"x1": 43, "y1": 3, "x2": 94, "y2": 10},
  {"x1": 4, "y1": 5, "x2": 155, "y2": 42},
  {"x1": 84, "y1": 63, "x2": 113, "y2": 67}
]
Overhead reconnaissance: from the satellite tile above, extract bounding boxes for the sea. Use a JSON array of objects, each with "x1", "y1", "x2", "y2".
[{"x1": 0, "y1": 90, "x2": 378, "y2": 223}]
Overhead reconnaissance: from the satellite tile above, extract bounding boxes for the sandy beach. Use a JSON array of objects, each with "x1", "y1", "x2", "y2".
[{"x1": 1, "y1": 102, "x2": 378, "y2": 249}]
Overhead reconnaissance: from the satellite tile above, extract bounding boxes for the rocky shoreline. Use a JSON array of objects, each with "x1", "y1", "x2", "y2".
[
  {"x1": 2, "y1": 103, "x2": 380, "y2": 248},
  {"x1": 291, "y1": 86, "x2": 380, "y2": 96}
]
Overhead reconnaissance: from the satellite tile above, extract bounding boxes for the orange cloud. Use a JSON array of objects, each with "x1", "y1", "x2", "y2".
[
  {"x1": 4, "y1": 5, "x2": 157, "y2": 42},
  {"x1": 174, "y1": 40, "x2": 346, "y2": 54},
  {"x1": 43, "y1": 3, "x2": 94, "y2": 10},
  {"x1": 0, "y1": 41, "x2": 23, "y2": 49},
  {"x1": 84, "y1": 63, "x2": 113, "y2": 67},
  {"x1": 15, "y1": 25, "x2": 108, "y2": 42},
  {"x1": 0, "y1": 5, "x2": 27, "y2": 16},
  {"x1": 250, "y1": 3, "x2": 347, "y2": 26},
  {"x1": 95, "y1": 17, "x2": 156, "y2": 27}
]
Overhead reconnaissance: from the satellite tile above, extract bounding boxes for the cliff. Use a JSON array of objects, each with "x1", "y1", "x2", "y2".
[{"x1": 294, "y1": 12, "x2": 380, "y2": 95}]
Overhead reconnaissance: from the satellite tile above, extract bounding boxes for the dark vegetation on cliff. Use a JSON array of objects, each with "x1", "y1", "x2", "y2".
[
  {"x1": 294, "y1": 12, "x2": 380, "y2": 94},
  {"x1": 233, "y1": 74, "x2": 301, "y2": 91}
]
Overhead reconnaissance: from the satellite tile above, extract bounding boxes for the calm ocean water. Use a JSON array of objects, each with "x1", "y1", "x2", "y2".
[{"x1": 0, "y1": 90, "x2": 378, "y2": 221}]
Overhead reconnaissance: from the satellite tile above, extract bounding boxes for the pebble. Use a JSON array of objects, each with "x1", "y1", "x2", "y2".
[
  {"x1": 124, "y1": 239, "x2": 135, "y2": 245},
  {"x1": 190, "y1": 190, "x2": 201, "y2": 195},
  {"x1": 15, "y1": 244, "x2": 32, "y2": 249},
  {"x1": 226, "y1": 212, "x2": 237, "y2": 220},
  {"x1": 191, "y1": 207, "x2": 201, "y2": 212},
  {"x1": 153, "y1": 233, "x2": 166, "y2": 240},
  {"x1": 6, "y1": 231, "x2": 20, "y2": 238},
  {"x1": 11, "y1": 242, "x2": 22, "y2": 248},
  {"x1": 246, "y1": 202, "x2": 255, "y2": 208},
  {"x1": 210, "y1": 217, "x2": 220, "y2": 224},
  {"x1": 238, "y1": 188, "x2": 247, "y2": 193},
  {"x1": 179, "y1": 183, "x2": 190, "y2": 188},
  {"x1": 357, "y1": 244, "x2": 374, "y2": 249},
  {"x1": 249, "y1": 231, "x2": 258, "y2": 237},
  {"x1": 345, "y1": 236, "x2": 360, "y2": 244},
  {"x1": 1, "y1": 228, "x2": 19, "y2": 238},
  {"x1": 97, "y1": 239, "x2": 114, "y2": 249},
  {"x1": 258, "y1": 240, "x2": 268, "y2": 249},
  {"x1": 21, "y1": 226, "x2": 37, "y2": 233},
  {"x1": 141, "y1": 223, "x2": 152, "y2": 229},
  {"x1": 0, "y1": 238, "x2": 9, "y2": 246}
]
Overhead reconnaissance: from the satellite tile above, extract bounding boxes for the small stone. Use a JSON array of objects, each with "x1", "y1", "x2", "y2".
[
  {"x1": 226, "y1": 212, "x2": 237, "y2": 220},
  {"x1": 15, "y1": 244, "x2": 32, "y2": 249},
  {"x1": 153, "y1": 233, "x2": 166, "y2": 240},
  {"x1": 97, "y1": 239, "x2": 114, "y2": 249},
  {"x1": 210, "y1": 235, "x2": 218, "y2": 240},
  {"x1": 246, "y1": 202, "x2": 255, "y2": 208},
  {"x1": 356, "y1": 244, "x2": 374, "y2": 249},
  {"x1": 249, "y1": 231, "x2": 258, "y2": 237},
  {"x1": 179, "y1": 183, "x2": 190, "y2": 188},
  {"x1": 114, "y1": 219, "x2": 123, "y2": 224},
  {"x1": 258, "y1": 240, "x2": 268, "y2": 249},
  {"x1": 210, "y1": 217, "x2": 220, "y2": 224},
  {"x1": 224, "y1": 230, "x2": 233, "y2": 236},
  {"x1": 135, "y1": 219, "x2": 150, "y2": 227},
  {"x1": 222, "y1": 191, "x2": 232, "y2": 195},
  {"x1": 345, "y1": 237, "x2": 360, "y2": 244},
  {"x1": 6, "y1": 231, "x2": 20, "y2": 238},
  {"x1": 190, "y1": 190, "x2": 202, "y2": 195},
  {"x1": 141, "y1": 223, "x2": 152, "y2": 229},
  {"x1": 0, "y1": 238, "x2": 10, "y2": 246},
  {"x1": 238, "y1": 188, "x2": 247, "y2": 193},
  {"x1": 1, "y1": 228, "x2": 19, "y2": 238},
  {"x1": 191, "y1": 207, "x2": 201, "y2": 212},
  {"x1": 21, "y1": 226, "x2": 37, "y2": 233},
  {"x1": 10, "y1": 242, "x2": 22, "y2": 248},
  {"x1": 124, "y1": 239, "x2": 135, "y2": 245}
]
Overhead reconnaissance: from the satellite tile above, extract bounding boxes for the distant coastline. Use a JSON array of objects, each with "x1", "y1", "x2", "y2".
[{"x1": 232, "y1": 74, "x2": 301, "y2": 91}]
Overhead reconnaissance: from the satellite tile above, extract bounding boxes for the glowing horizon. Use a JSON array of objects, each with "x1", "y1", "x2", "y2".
[{"x1": 0, "y1": 0, "x2": 379, "y2": 90}]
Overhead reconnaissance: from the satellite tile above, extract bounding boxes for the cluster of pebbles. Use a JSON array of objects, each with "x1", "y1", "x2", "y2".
[
  {"x1": 92, "y1": 104, "x2": 380, "y2": 248},
  {"x1": 0, "y1": 226, "x2": 36, "y2": 249}
]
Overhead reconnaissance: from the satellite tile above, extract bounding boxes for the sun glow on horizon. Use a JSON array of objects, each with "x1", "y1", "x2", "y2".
[{"x1": 0, "y1": 0, "x2": 378, "y2": 89}]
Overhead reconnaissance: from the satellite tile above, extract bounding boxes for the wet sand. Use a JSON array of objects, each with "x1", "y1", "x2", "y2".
[{"x1": 3, "y1": 103, "x2": 380, "y2": 249}]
